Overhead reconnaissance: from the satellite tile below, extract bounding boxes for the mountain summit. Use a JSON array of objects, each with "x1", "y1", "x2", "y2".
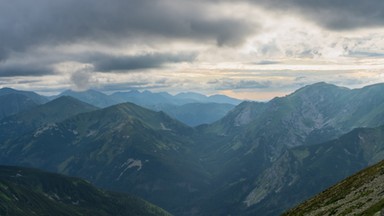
[{"x1": 0, "y1": 88, "x2": 48, "y2": 119}]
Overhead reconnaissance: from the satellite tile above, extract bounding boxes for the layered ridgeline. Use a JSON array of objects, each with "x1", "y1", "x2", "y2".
[
  {"x1": 202, "y1": 82, "x2": 384, "y2": 156},
  {"x1": 57, "y1": 89, "x2": 240, "y2": 126},
  {"x1": 57, "y1": 89, "x2": 118, "y2": 108},
  {"x1": 283, "y1": 160, "x2": 384, "y2": 216},
  {"x1": 3, "y1": 82, "x2": 384, "y2": 215},
  {"x1": 110, "y1": 90, "x2": 241, "y2": 107},
  {"x1": 58, "y1": 89, "x2": 240, "y2": 108},
  {"x1": 0, "y1": 96, "x2": 98, "y2": 143},
  {"x1": 0, "y1": 101, "x2": 209, "y2": 213},
  {"x1": 0, "y1": 87, "x2": 48, "y2": 119},
  {"x1": 194, "y1": 82, "x2": 384, "y2": 215},
  {"x1": 0, "y1": 165, "x2": 170, "y2": 216},
  {"x1": 243, "y1": 125, "x2": 384, "y2": 215}
]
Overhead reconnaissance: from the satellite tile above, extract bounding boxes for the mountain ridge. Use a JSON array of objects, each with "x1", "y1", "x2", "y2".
[
  {"x1": 283, "y1": 159, "x2": 384, "y2": 216},
  {"x1": 0, "y1": 102, "x2": 209, "y2": 213},
  {"x1": 0, "y1": 87, "x2": 48, "y2": 104},
  {"x1": 0, "y1": 88, "x2": 49, "y2": 119},
  {"x1": 192, "y1": 82, "x2": 384, "y2": 215},
  {"x1": 57, "y1": 89, "x2": 118, "y2": 108},
  {"x1": 0, "y1": 96, "x2": 98, "y2": 143},
  {"x1": 0, "y1": 165, "x2": 171, "y2": 216},
  {"x1": 52, "y1": 88, "x2": 242, "y2": 126},
  {"x1": 242, "y1": 125, "x2": 384, "y2": 215},
  {"x1": 3, "y1": 82, "x2": 384, "y2": 215}
]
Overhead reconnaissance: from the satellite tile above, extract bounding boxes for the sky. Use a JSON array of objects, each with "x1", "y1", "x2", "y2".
[{"x1": 1, "y1": 0, "x2": 384, "y2": 100}]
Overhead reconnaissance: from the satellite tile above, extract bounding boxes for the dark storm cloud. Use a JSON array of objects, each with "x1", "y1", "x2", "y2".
[
  {"x1": 0, "y1": 51, "x2": 196, "y2": 77},
  {"x1": 0, "y1": 63, "x2": 53, "y2": 77},
  {"x1": 188, "y1": 18, "x2": 255, "y2": 46},
  {"x1": 0, "y1": 0, "x2": 255, "y2": 60},
  {"x1": 88, "y1": 52, "x2": 197, "y2": 72},
  {"x1": 244, "y1": 0, "x2": 384, "y2": 30}
]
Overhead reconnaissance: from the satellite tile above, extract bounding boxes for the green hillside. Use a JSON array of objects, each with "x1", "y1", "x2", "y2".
[
  {"x1": 0, "y1": 102, "x2": 208, "y2": 213},
  {"x1": 283, "y1": 160, "x2": 384, "y2": 216},
  {"x1": 0, "y1": 96, "x2": 98, "y2": 143},
  {"x1": 0, "y1": 93, "x2": 39, "y2": 120},
  {"x1": 0, "y1": 87, "x2": 48, "y2": 104},
  {"x1": 242, "y1": 126, "x2": 384, "y2": 215},
  {"x1": 0, "y1": 165, "x2": 171, "y2": 216},
  {"x1": 193, "y1": 83, "x2": 384, "y2": 215}
]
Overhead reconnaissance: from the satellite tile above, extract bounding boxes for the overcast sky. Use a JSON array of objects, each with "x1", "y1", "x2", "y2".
[{"x1": 1, "y1": 0, "x2": 384, "y2": 100}]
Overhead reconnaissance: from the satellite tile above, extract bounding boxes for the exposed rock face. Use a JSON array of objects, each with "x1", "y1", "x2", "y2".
[
  {"x1": 187, "y1": 83, "x2": 384, "y2": 215},
  {"x1": 234, "y1": 104, "x2": 253, "y2": 126},
  {"x1": 245, "y1": 151, "x2": 300, "y2": 207}
]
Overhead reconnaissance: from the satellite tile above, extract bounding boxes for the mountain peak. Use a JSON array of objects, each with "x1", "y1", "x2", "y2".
[
  {"x1": 310, "y1": 81, "x2": 330, "y2": 86},
  {"x1": 291, "y1": 82, "x2": 350, "y2": 99},
  {"x1": 46, "y1": 96, "x2": 97, "y2": 109},
  {"x1": 0, "y1": 87, "x2": 16, "y2": 92},
  {"x1": 359, "y1": 82, "x2": 384, "y2": 93},
  {"x1": 59, "y1": 89, "x2": 117, "y2": 108},
  {"x1": 298, "y1": 82, "x2": 343, "y2": 91},
  {"x1": 89, "y1": 101, "x2": 191, "y2": 133},
  {"x1": 0, "y1": 87, "x2": 48, "y2": 104}
]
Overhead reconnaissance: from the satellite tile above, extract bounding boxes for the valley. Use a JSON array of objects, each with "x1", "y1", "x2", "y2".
[{"x1": 1, "y1": 82, "x2": 384, "y2": 215}]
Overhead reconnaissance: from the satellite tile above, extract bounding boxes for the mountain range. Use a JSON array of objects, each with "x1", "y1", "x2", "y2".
[
  {"x1": 0, "y1": 88, "x2": 48, "y2": 119},
  {"x1": 0, "y1": 100, "x2": 208, "y2": 213},
  {"x1": 0, "y1": 96, "x2": 98, "y2": 144},
  {"x1": 194, "y1": 82, "x2": 384, "y2": 215},
  {"x1": 0, "y1": 87, "x2": 240, "y2": 126},
  {"x1": 242, "y1": 125, "x2": 384, "y2": 215},
  {"x1": 56, "y1": 89, "x2": 240, "y2": 126},
  {"x1": 1, "y1": 82, "x2": 384, "y2": 215},
  {"x1": 55, "y1": 89, "x2": 241, "y2": 108}
]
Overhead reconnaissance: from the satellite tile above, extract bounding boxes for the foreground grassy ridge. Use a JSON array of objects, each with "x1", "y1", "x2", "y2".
[
  {"x1": 283, "y1": 160, "x2": 384, "y2": 216},
  {"x1": 0, "y1": 166, "x2": 171, "y2": 216}
]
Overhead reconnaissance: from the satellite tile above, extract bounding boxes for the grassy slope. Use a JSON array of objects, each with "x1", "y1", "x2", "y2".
[
  {"x1": 0, "y1": 102, "x2": 209, "y2": 214},
  {"x1": 0, "y1": 165, "x2": 171, "y2": 216},
  {"x1": 283, "y1": 160, "x2": 384, "y2": 216}
]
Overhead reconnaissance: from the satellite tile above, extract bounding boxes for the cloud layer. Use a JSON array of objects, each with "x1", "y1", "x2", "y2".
[
  {"x1": 245, "y1": 0, "x2": 384, "y2": 29},
  {"x1": 89, "y1": 52, "x2": 197, "y2": 72},
  {"x1": 1, "y1": 0, "x2": 384, "y2": 99},
  {"x1": 0, "y1": 0, "x2": 254, "y2": 60}
]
